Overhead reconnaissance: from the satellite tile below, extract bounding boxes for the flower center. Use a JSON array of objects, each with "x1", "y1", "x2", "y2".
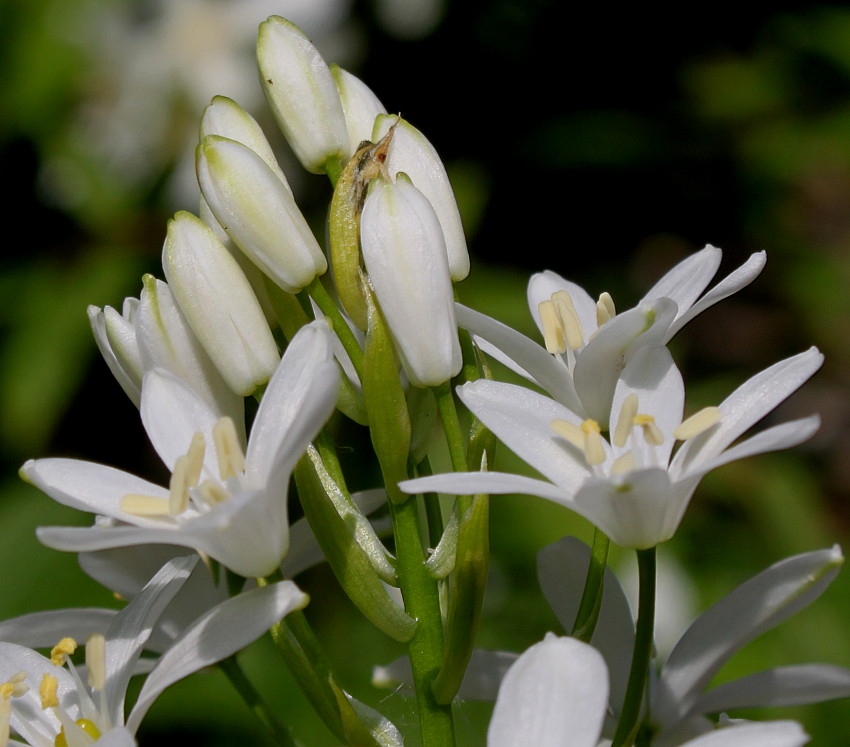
[{"x1": 538, "y1": 290, "x2": 618, "y2": 355}]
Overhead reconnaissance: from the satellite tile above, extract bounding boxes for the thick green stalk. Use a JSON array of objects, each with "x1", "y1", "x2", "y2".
[
  {"x1": 571, "y1": 528, "x2": 610, "y2": 642},
  {"x1": 218, "y1": 655, "x2": 297, "y2": 746},
  {"x1": 612, "y1": 547, "x2": 656, "y2": 747}
]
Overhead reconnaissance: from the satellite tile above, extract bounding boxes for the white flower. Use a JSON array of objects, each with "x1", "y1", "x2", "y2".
[
  {"x1": 458, "y1": 245, "x2": 766, "y2": 424},
  {"x1": 332, "y1": 66, "x2": 388, "y2": 156},
  {"x1": 360, "y1": 172, "x2": 462, "y2": 387},
  {"x1": 402, "y1": 345, "x2": 823, "y2": 548},
  {"x1": 0, "y1": 555, "x2": 308, "y2": 746},
  {"x1": 22, "y1": 321, "x2": 339, "y2": 578}
]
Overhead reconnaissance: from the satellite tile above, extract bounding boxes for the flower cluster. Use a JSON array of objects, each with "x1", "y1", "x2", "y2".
[{"x1": 5, "y1": 13, "x2": 849, "y2": 747}]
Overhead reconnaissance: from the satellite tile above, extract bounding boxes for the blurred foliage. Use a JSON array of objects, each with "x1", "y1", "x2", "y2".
[{"x1": 2, "y1": 0, "x2": 850, "y2": 744}]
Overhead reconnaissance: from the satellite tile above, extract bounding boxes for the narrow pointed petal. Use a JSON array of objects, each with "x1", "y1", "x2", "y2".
[
  {"x1": 0, "y1": 609, "x2": 116, "y2": 648},
  {"x1": 668, "y1": 251, "x2": 767, "y2": 339},
  {"x1": 456, "y1": 304, "x2": 584, "y2": 414},
  {"x1": 527, "y1": 270, "x2": 599, "y2": 344},
  {"x1": 537, "y1": 537, "x2": 635, "y2": 710},
  {"x1": 400, "y1": 471, "x2": 567, "y2": 503},
  {"x1": 96, "y1": 729, "x2": 138, "y2": 747},
  {"x1": 102, "y1": 556, "x2": 197, "y2": 726},
  {"x1": 654, "y1": 545, "x2": 844, "y2": 727},
  {"x1": 21, "y1": 458, "x2": 167, "y2": 525},
  {"x1": 487, "y1": 634, "x2": 608, "y2": 747},
  {"x1": 641, "y1": 245, "x2": 721, "y2": 312},
  {"x1": 692, "y1": 664, "x2": 850, "y2": 715},
  {"x1": 126, "y1": 581, "x2": 308, "y2": 733},
  {"x1": 672, "y1": 348, "x2": 824, "y2": 476},
  {"x1": 89, "y1": 303, "x2": 142, "y2": 406},
  {"x1": 456, "y1": 379, "x2": 590, "y2": 490},
  {"x1": 37, "y1": 525, "x2": 187, "y2": 554},
  {"x1": 679, "y1": 720, "x2": 808, "y2": 747}
]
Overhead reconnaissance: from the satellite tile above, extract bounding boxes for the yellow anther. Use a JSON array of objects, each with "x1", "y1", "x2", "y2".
[
  {"x1": 539, "y1": 300, "x2": 566, "y2": 354},
  {"x1": 213, "y1": 417, "x2": 245, "y2": 480},
  {"x1": 1, "y1": 673, "x2": 27, "y2": 700},
  {"x1": 168, "y1": 457, "x2": 191, "y2": 515},
  {"x1": 580, "y1": 419, "x2": 606, "y2": 466},
  {"x1": 39, "y1": 674, "x2": 58, "y2": 709},
  {"x1": 551, "y1": 419, "x2": 585, "y2": 450},
  {"x1": 613, "y1": 393, "x2": 639, "y2": 447},
  {"x1": 633, "y1": 414, "x2": 664, "y2": 446},
  {"x1": 50, "y1": 638, "x2": 76, "y2": 667},
  {"x1": 85, "y1": 634, "x2": 106, "y2": 692},
  {"x1": 596, "y1": 291, "x2": 616, "y2": 326},
  {"x1": 673, "y1": 406, "x2": 722, "y2": 441},
  {"x1": 199, "y1": 480, "x2": 229, "y2": 506},
  {"x1": 551, "y1": 291, "x2": 584, "y2": 350},
  {"x1": 611, "y1": 452, "x2": 636, "y2": 475},
  {"x1": 120, "y1": 494, "x2": 170, "y2": 516},
  {"x1": 55, "y1": 719, "x2": 102, "y2": 747}
]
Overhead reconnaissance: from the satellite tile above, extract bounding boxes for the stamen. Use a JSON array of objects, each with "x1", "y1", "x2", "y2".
[
  {"x1": 539, "y1": 300, "x2": 566, "y2": 354},
  {"x1": 596, "y1": 292, "x2": 616, "y2": 326},
  {"x1": 551, "y1": 291, "x2": 584, "y2": 349},
  {"x1": 50, "y1": 638, "x2": 76, "y2": 667},
  {"x1": 39, "y1": 674, "x2": 58, "y2": 709},
  {"x1": 213, "y1": 417, "x2": 245, "y2": 480},
  {"x1": 633, "y1": 414, "x2": 664, "y2": 446},
  {"x1": 0, "y1": 692, "x2": 9, "y2": 747},
  {"x1": 674, "y1": 406, "x2": 722, "y2": 441},
  {"x1": 85, "y1": 635, "x2": 106, "y2": 692},
  {"x1": 611, "y1": 452, "x2": 636, "y2": 475},
  {"x1": 199, "y1": 480, "x2": 229, "y2": 506},
  {"x1": 551, "y1": 419, "x2": 584, "y2": 450},
  {"x1": 1, "y1": 673, "x2": 27, "y2": 699},
  {"x1": 120, "y1": 494, "x2": 170, "y2": 516},
  {"x1": 185, "y1": 432, "x2": 206, "y2": 485},
  {"x1": 613, "y1": 393, "x2": 639, "y2": 447},
  {"x1": 580, "y1": 419, "x2": 607, "y2": 466}
]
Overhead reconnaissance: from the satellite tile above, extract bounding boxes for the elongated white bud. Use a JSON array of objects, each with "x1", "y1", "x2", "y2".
[
  {"x1": 257, "y1": 16, "x2": 348, "y2": 173},
  {"x1": 361, "y1": 173, "x2": 461, "y2": 387},
  {"x1": 197, "y1": 135, "x2": 327, "y2": 293},
  {"x1": 88, "y1": 299, "x2": 143, "y2": 405},
  {"x1": 373, "y1": 114, "x2": 469, "y2": 281},
  {"x1": 332, "y1": 65, "x2": 388, "y2": 157},
  {"x1": 162, "y1": 211, "x2": 280, "y2": 396}
]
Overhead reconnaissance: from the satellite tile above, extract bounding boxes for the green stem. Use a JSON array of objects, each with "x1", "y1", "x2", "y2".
[
  {"x1": 306, "y1": 277, "x2": 364, "y2": 381},
  {"x1": 612, "y1": 547, "x2": 656, "y2": 747},
  {"x1": 418, "y1": 456, "x2": 445, "y2": 547},
  {"x1": 390, "y1": 494, "x2": 456, "y2": 746},
  {"x1": 433, "y1": 381, "x2": 469, "y2": 475},
  {"x1": 218, "y1": 655, "x2": 297, "y2": 747},
  {"x1": 571, "y1": 528, "x2": 610, "y2": 642},
  {"x1": 325, "y1": 156, "x2": 343, "y2": 186}
]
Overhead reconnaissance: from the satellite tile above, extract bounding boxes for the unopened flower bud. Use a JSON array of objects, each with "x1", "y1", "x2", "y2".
[
  {"x1": 331, "y1": 65, "x2": 388, "y2": 156},
  {"x1": 162, "y1": 211, "x2": 280, "y2": 396},
  {"x1": 361, "y1": 173, "x2": 461, "y2": 387},
  {"x1": 197, "y1": 135, "x2": 327, "y2": 293},
  {"x1": 257, "y1": 16, "x2": 348, "y2": 173},
  {"x1": 88, "y1": 299, "x2": 143, "y2": 405},
  {"x1": 373, "y1": 114, "x2": 469, "y2": 281}
]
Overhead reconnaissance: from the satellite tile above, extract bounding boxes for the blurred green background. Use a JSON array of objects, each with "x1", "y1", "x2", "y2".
[{"x1": 2, "y1": 0, "x2": 850, "y2": 744}]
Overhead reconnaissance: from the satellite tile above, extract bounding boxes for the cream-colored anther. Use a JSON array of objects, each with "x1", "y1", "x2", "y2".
[
  {"x1": 199, "y1": 480, "x2": 229, "y2": 506},
  {"x1": 551, "y1": 291, "x2": 584, "y2": 350},
  {"x1": 39, "y1": 674, "x2": 58, "y2": 709},
  {"x1": 673, "y1": 406, "x2": 722, "y2": 441},
  {"x1": 50, "y1": 638, "x2": 76, "y2": 667},
  {"x1": 596, "y1": 291, "x2": 616, "y2": 326},
  {"x1": 581, "y1": 419, "x2": 607, "y2": 466},
  {"x1": 85, "y1": 634, "x2": 106, "y2": 692},
  {"x1": 539, "y1": 300, "x2": 566, "y2": 354},
  {"x1": 120, "y1": 494, "x2": 170, "y2": 516},
  {"x1": 184, "y1": 432, "x2": 206, "y2": 485},
  {"x1": 613, "y1": 393, "x2": 639, "y2": 447},
  {"x1": 633, "y1": 414, "x2": 664, "y2": 446},
  {"x1": 611, "y1": 452, "x2": 636, "y2": 475},
  {"x1": 1, "y1": 673, "x2": 27, "y2": 701},
  {"x1": 213, "y1": 417, "x2": 245, "y2": 480},
  {"x1": 551, "y1": 418, "x2": 585, "y2": 450},
  {"x1": 168, "y1": 457, "x2": 191, "y2": 515}
]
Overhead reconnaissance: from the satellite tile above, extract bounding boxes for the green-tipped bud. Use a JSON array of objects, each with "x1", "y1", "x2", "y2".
[
  {"x1": 257, "y1": 16, "x2": 348, "y2": 173},
  {"x1": 162, "y1": 211, "x2": 280, "y2": 396},
  {"x1": 361, "y1": 173, "x2": 462, "y2": 388},
  {"x1": 197, "y1": 135, "x2": 327, "y2": 293},
  {"x1": 373, "y1": 114, "x2": 469, "y2": 281},
  {"x1": 200, "y1": 95, "x2": 292, "y2": 192},
  {"x1": 331, "y1": 65, "x2": 388, "y2": 157}
]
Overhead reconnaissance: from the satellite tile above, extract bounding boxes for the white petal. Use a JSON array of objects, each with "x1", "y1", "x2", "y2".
[
  {"x1": 37, "y1": 525, "x2": 185, "y2": 554},
  {"x1": 672, "y1": 348, "x2": 824, "y2": 476},
  {"x1": 487, "y1": 634, "x2": 608, "y2": 747},
  {"x1": 641, "y1": 245, "x2": 721, "y2": 313},
  {"x1": 679, "y1": 720, "x2": 808, "y2": 747},
  {"x1": 537, "y1": 536, "x2": 635, "y2": 711},
  {"x1": 654, "y1": 545, "x2": 844, "y2": 727},
  {"x1": 400, "y1": 471, "x2": 567, "y2": 503},
  {"x1": 96, "y1": 728, "x2": 138, "y2": 747},
  {"x1": 89, "y1": 304, "x2": 142, "y2": 406},
  {"x1": 0, "y1": 609, "x2": 115, "y2": 649},
  {"x1": 692, "y1": 664, "x2": 850, "y2": 715},
  {"x1": 456, "y1": 303, "x2": 584, "y2": 414},
  {"x1": 456, "y1": 380, "x2": 590, "y2": 491},
  {"x1": 22, "y1": 458, "x2": 167, "y2": 525},
  {"x1": 126, "y1": 581, "x2": 308, "y2": 733},
  {"x1": 332, "y1": 65, "x2": 387, "y2": 156}
]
